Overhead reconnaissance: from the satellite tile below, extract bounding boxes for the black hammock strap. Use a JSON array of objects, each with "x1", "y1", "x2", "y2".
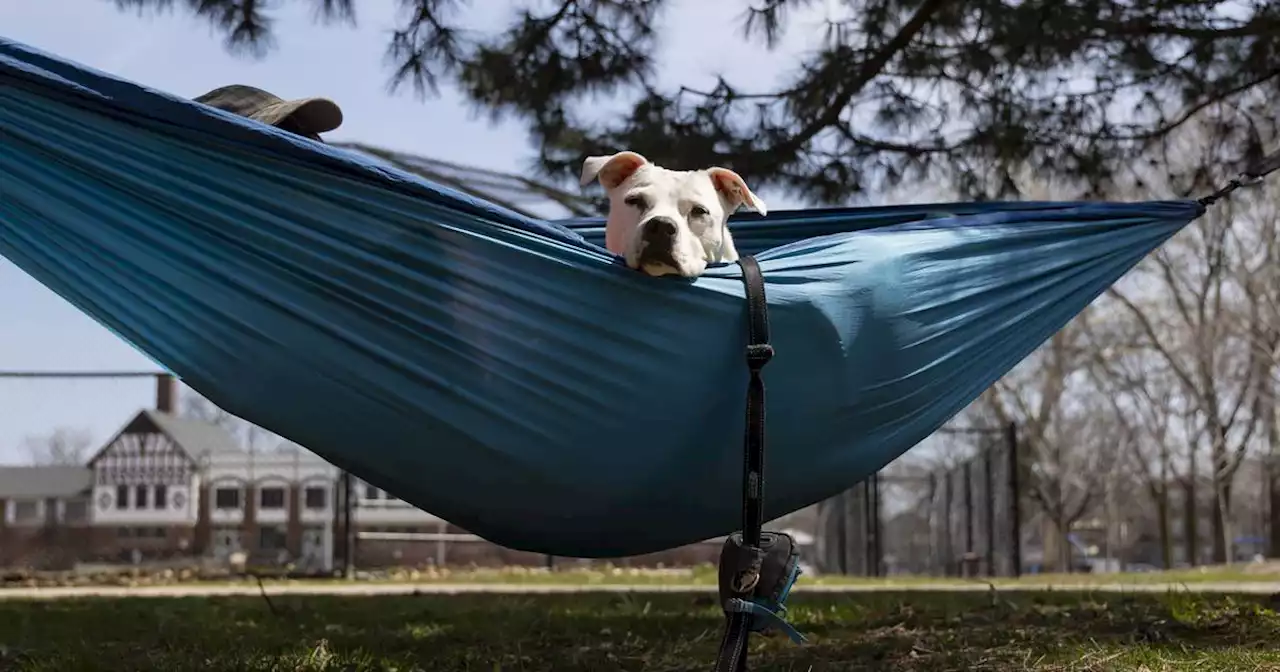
[
  {"x1": 1198, "y1": 147, "x2": 1280, "y2": 206},
  {"x1": 739, "y1": 255, "x2": 771, "y2": 548},
  {"x1": 712, "y1": 256, "x2": 806, "y2": 672}
]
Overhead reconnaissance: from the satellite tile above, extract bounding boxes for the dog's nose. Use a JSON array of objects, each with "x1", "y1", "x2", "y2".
[{"x1": 642, "y1": 217, "x2": 678, "y2": 243}]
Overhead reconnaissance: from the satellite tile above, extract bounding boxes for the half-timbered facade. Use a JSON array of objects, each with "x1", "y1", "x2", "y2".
[
  {"x1": 85, "y1": 408, "x2": 246, "y2": 560},
  {"x1": 90, "y1": 412, "x2": 200, "y2": 526}
]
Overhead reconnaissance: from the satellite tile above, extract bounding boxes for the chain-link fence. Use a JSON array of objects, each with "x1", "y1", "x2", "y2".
[
  {"x1": 916, "y1": 424, "x2": 1021, "y2": 577},
  {"x1": 807, "y1": 423, "x2": 1023, "y2": 578},
  {"x1": 915, "y1": 424, "x2": 1020, "y2": 576},
  {"x1": 812, "y1": 475, "x2": 882, "y2": 576}
]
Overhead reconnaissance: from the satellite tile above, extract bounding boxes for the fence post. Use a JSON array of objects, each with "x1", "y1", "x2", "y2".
[
  {"x1": 963, "y1": 460, "x2": 974, "y2": 576},
  {"x1": 942, "y1": 469, "x2": 953, "y2": 576},
  {"x1": 872, "y1": 473, "x2": 882, "y2": 577},
  {"x1": 836, "y1": 488, "x2": 850, "y2": 575},
  {"x1": 1006, "y1": 422, "x2": 1021, "y2": 578},
  {"x1": 984, "y1": 444, "x2": 996, "y2": 577},
  {"x1": 341, "y1": 470, "x2": 355, "y2": 580},
  {"x1": 927, "y1": 472, "x2": 938, "y2": 575}
]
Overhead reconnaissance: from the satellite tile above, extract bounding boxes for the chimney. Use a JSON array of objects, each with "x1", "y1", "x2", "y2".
[{"x1": 155, "y1": 373, "x2": 177, "y2": 414}]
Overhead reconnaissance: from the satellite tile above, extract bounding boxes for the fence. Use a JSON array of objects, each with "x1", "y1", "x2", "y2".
[
  {"x1": 921, "y1": 423, "x2": 1021, "y2": 577},
  {"x1": 808, "y1": 423, "x2": 1022, "y2": 578},
  {"x1": 812, "y1": 475, "x2": 882, "y2": 576}
]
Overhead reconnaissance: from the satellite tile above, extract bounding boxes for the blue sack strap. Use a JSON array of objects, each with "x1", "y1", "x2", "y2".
[{"x1": 725, "y1": 597, "x2": 807, "y2": 645}]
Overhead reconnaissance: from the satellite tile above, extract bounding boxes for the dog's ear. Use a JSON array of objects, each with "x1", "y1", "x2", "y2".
[
  {"x1": 708, "y1": 168, "x2": 768, "y2": 215},
  {"x1": 580, "y1": 151, "x2": 649, "y2": 189}
]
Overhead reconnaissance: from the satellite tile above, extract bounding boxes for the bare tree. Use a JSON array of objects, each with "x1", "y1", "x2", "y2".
[
  {"x1": 1081, "y1": 307, "x2": 1201, "y2": 568},
  {"x1": 21, "y1": 427, "x2": 94, "y2": 466},
  {"x1": 1100, "y1": 107, "x2": 1275, "y2": 564},
  {"x1": 1223, "y1": 185, "x2": 1280, "y2": 556},
  {"x1": 981, "y1": 320, "x2": 1119, "y2": 572}
]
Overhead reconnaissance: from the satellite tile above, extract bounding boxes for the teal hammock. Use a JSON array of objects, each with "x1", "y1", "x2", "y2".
[{"x1": 0, "y1": 37, "x2": 1257, "y2": 557}]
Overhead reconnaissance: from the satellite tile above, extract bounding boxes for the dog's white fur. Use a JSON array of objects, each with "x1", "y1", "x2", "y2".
[{"x1": 580, "y1": 151, "x2": 767, "y2": 278}]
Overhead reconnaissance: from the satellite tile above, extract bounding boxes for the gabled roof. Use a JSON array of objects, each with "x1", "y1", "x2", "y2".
[
  {"x1": 0, "y1": 466, "x2": 93, "y2": 498},
  {"x1": 87, "y1": 409, "x2": 245, "y2": 466},
  {"x1": 142, "y1": 410, "x2": 244, "y2": 459}
]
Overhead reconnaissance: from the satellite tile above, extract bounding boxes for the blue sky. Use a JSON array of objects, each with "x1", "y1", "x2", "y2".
[{"x1": 1, "y1": 0, "x2": 826, "y2": 461}]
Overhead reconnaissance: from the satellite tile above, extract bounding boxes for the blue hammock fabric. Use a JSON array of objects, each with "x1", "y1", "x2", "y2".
[{"x1": 0, "y1": 37, "x2": 1206, "y2": 557}]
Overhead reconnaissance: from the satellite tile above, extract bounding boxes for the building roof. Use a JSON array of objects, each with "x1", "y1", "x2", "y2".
[
  {"x1": 142, "y1": 410, "x2": 245, "y2": 459},
  {"x1": 86, "y1": 409, "x2": 248, "y2": 467},
  {"x1": 0, "y1": 466, "x2": 93, "y2": 499}
]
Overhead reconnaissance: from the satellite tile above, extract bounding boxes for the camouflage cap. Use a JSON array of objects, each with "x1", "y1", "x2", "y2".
[{"x1": 193, "y1": 85, "x2": 344, "y2": 137}]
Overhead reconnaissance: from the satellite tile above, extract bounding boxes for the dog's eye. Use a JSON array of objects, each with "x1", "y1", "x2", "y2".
[
  {"x1": 624, "y1": 194, "x2": 648, "y2": 210},
  {"x1": 690, "y1": 205, "x2": 710, "y2": 218}
]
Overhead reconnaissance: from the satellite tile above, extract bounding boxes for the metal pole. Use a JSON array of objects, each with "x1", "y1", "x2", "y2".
[
  {"x1": 861, "y1": 476, "x2": 874, "y2": 576},
  {"x1": 927, "y1": 472, "x2": 938, "y2": 575},
  {"x1": 984, "y1": 443, "x2": 996, "y2": 577},
  {"x1": 963, "y1": 460, "x2": 974, "y2": 558},
  {"x1": 942, "y1": 469, "x2": 953, "y2": 576},
  {"x1": 871, "y1": 473, "x2": 882, "y2": 577},
  {"x1": 836, "y1": 489, "x2": 849, "y2": 575},
  {"x1": 1006, "y1": 422, "x2": 1022, "y2": 578},
  {"x1": 341, "y1": 470, "x2": 355, "y2": 580}
]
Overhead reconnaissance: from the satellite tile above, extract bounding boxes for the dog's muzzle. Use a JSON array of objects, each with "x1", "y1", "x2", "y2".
[{"x1": 637, "y1": 216, "x2": 680, "y2": 267}]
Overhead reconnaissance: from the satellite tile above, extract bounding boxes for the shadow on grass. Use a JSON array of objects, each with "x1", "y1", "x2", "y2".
[{"x1": 1, "y1": 590, "x2": 1278, "y2": 670}]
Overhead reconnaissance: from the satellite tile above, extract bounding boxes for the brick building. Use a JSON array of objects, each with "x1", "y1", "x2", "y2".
[
  {"x1": 0, "y1": 466, "x2": 94, "y2": 568},
  {"x1": 0, "y1": 375, "x2": 723, "y2": 571}
]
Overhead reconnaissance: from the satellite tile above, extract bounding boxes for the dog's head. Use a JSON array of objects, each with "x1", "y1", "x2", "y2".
[{"x1": 580, "y1": 151, "x2": 767, "y2": 278}]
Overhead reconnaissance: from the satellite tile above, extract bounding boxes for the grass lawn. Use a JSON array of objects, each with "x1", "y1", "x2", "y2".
[
  {"x1": 2, "y1": 590, "x2": 1280, "y2": 671},
  {"x1": 342, "y1": 564, "x2": 1280, "y2": 587}
]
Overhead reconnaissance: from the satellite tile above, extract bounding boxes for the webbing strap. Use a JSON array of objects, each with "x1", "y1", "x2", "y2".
[
  {"x1": 713, "y1": 255, "x2": 773, "y2": 672},
  {"x1": 740, "y1": 255, "x2": 771, "y2": 547},
  {"x1": 1198, "y1": 148, "x2": 1280, "y2": 206}
]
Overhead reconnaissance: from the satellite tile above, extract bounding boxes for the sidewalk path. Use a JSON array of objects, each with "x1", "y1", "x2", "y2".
[{"x1": 1, "y1": 581, "x2": 1278, "y2": 600}]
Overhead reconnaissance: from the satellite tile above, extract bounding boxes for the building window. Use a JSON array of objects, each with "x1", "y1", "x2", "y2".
[
  {"x1": 116, "y1": 484, "x2": 129, "y2": 509},
  {"x1": 363, "y1": 484, "x2": 380, "y2": 500},
  {"x1": 135, "y1": 485, "x2": 149, "y2": 509},
  {"x1": 12, "y1": 499, "x2": 39, "y2": 523},
  {"x1": 304, "y1": 486, "x2": 327, "y2": 510},
  {"x1": 154, "y1": 485, "x2": 168, "y2": 509},
  {"x1": 259, "y1": 487, "x2": 286, "y2": 510},
  {"x1": 258, "y1": 526, "x2": 287, "y2": 551},
  {"x1": 63, "y1": 498, "x2": 89, "y2": 523},
  {"x1": 214, "y1": 487, "x2": 241, "y2": 510}
]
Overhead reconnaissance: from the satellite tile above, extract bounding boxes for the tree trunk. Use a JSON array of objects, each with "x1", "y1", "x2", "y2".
[
  {"x1": 1211, "y1": 468, "x2": 1227, "y2": 564},
  {"x1": 1183, "y1": 475, "x2": 1199, "y2": 567},
  {"x1": 1211, "y1": 419, "x2": 1233, "y2": 565},
  {"x1": 1266, "y1": 372, "x2": 1280, "y2": 557},
  {"x1": 1041, "y1": 517, "x2": 1060, "y2": 573},
  {"x1": 1156, "y1": 486, "x2": 1173, "y2": 569},
  {"x1": 1060, "y1": 519, "x2": 1073, "y2": 573},
  {"x1": 1270, "y1": 456, "x2": 1280, "y2": 558},
  {"x1": 1217, "y1": 477, "x2": 1235, "y2": 565}
]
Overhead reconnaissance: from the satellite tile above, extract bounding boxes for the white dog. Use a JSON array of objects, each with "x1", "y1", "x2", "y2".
[{"x1": 580, "y1": 151, "x2": 768, "y2": 278}]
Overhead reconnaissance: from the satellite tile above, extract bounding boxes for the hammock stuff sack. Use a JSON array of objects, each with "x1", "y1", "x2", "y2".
[{"x1": 0, "y1": 37, "x2": 1207, "y2": 557}]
